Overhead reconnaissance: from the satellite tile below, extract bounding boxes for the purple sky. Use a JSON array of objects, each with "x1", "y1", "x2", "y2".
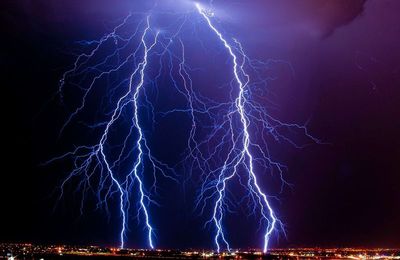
[{"x1": 1, "y1": 0, "x2": 399, "y2": 249}]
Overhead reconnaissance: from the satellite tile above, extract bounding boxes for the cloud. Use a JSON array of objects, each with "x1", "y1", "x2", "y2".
[
  {"x1": 305, "y1": 0, "x2": 367, "y2": 37},
  {"x1": 222, "y1": 0, "x2": 367, "y2": 39}
]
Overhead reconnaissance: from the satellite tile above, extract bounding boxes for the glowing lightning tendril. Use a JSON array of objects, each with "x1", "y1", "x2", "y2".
[
  {"x1": 195, "y1": 3, "x2": 278, "y2": 253},
  {"x1": 48, "y1": 1, "x2": 319, "y2": 253}
]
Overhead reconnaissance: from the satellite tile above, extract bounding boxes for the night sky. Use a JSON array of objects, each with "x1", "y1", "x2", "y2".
[{"x1": 1, "y1": 0, "x2": 400, "y2": 249}]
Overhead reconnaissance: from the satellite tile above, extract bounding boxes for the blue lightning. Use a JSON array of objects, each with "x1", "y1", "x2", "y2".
[
  {"x1": 188, "y1": 3, "x2": 319, "y2": 253},
  {"x1": 48, "y1": 14, "x2": 179, "y2": 249},
  {"x1": 195, "y1": 3, "x2": 278, "y2": 253},
  {"x1": 130, "y1": 16, "x2": 159, "y2": 249},
  {"x1": 47, "y1": 1, "x2": 319, "y2": 253}
]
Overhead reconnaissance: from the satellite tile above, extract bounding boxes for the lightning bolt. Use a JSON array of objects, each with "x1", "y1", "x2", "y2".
[
  {"x1": 130, "y1": 16, "x2": 159, "y2": 249},
  {"x1": 191, "y1": 3, "x2": 319, "y2": 253},
  {"x1": 46, "y1": 1, "x2": 319, "y2": 253},
  {"x1": 195, "y1": 3, "x2": 278, "y2": 253},
  {"x1": 47, "y1": 14, "x2": 180, "y2": 249}
]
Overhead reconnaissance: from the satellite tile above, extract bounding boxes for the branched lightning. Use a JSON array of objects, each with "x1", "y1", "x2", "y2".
[
  {"x1": 47, "y1": 1, "x2": 319, "y2": 253},
  {"x1": 130, "y1": 17, "x2": 159, "y2": 249},
  {"x1": 187, "y1": 3, "x2": 318, "y2": 253},
  {"x1": 195, "y1": 3, "x2": 278, "y2": 252},
  {"x1": 48, "y1": 14, "x2": 179, "y2": 249}
]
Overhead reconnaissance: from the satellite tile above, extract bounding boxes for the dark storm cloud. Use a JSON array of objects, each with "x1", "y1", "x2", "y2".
[
  {"x1": 277, "y1": 0, "x2": 368, "y2": 38},
  {"x1": 218, "y1": 0, "x2": 367, "y2": 39},
  {"x1": 313, "y1": 0, "x2": 367, "y2": 37}
]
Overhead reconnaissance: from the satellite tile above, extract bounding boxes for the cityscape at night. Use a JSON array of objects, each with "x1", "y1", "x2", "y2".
[
  {"x1": 1, "y1": 0, "x2": 399, "y2": 259},
  {"x1": 1, "y1": 244, "x2": 400, "y2": 259}
]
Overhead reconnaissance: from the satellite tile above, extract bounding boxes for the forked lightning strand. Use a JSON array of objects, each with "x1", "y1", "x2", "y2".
[
  {"x1": 48, "y1": 1, "x2": 318, "y2": 253},
  {"x1": 196, "y1": 3, "x2": 277, "y2": 253},
  {"x1": 49, "y1": 15, "x2": 176, "y2": 249}
]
